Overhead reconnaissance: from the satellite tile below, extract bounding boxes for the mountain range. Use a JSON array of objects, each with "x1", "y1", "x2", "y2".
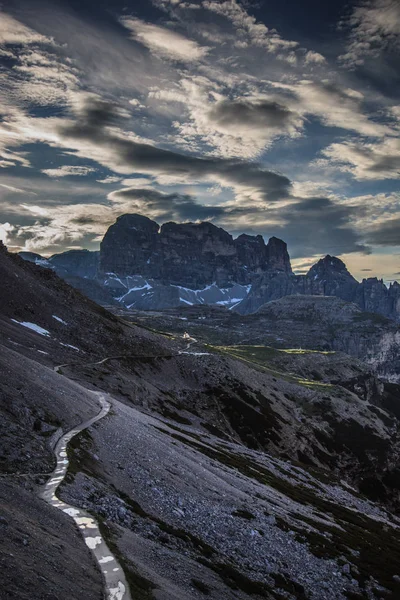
[{"x1": 19, "y1": 213, "x2": 400, "y2": 321}]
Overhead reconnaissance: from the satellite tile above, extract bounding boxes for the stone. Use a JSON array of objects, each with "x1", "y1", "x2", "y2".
[
  {"x1": 98, "y1": 213, "x2": 291, "y2": 289},
  {"x1": 17, "y1": 212, "x2": 400, "y2": 321}
]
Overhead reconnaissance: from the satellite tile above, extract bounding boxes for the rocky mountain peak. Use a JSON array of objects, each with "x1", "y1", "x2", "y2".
[
  {"x1": 235, "y1": 233, "x2": 265, "y2": 245},
  {"x1": 160, "y1": 220, "x2": 233, "y2": 245},
  {"x1": 18, "y1": 251, "x2": 45, "y2": 262},
  {"x1": 308, "y1": 254, "x2": 356, "y2": 281},
  {"x1": 265, "y1": 236, "x2": 292, "y2": 273},
  {"x1": 50, "y1": 249, "x2": 99, "y2": 279},
  {"x1": 100, "y1": 214, "x2": 160, "y2": 277},
  {"x1": 115, "y1": 213, "x2": 160, "y2": 232},
  {"x1": 99, "y1": 213, "x2": 294, "y2": 287},
  {"x1": 18, "y1": 212, "x2": 400, "y2": 322}
]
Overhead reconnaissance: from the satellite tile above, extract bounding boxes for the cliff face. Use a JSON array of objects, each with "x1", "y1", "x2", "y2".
[
  {"x1": 237, "y1": 254, "x2": 400, "y2": 322},
  {"x1": 99, "y1": 213, "x2": 290, "y2": 288},
  {"x1": 49, "y1": 249, "x2": 99, "y2": 279},
  {"x1": 16, "y1": 214, "x2": 400, "y2": 320},
  {"x1": 99, "y1": 213, "x2": 160, "y2": 279}
]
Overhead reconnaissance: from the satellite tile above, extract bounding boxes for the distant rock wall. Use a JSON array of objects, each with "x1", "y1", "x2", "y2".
[
  {"x1": 237, "y1": 255, "x2": 400, "y2": 321},
  {"x1": 16, "y1": 214, "x2": 400, "y2": 320},
  {"x1": 99, "y1": 213, "x2": 291, "y2": 288}
]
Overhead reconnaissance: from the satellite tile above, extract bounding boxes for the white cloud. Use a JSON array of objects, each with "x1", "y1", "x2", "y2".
[
  {"x1": 338, "y1": 0, "x2": 400, "y2": 67},
  {"x1": 345, "y1": 192, "x2": 400, "y2": 229},
  {"x1": 8, "y1": 203, "x2": 115, "y2": 253},
  {"x1": 317, "y1": 137, "x2": 400, "y2": 180},
  {"x1": 272, "y1": 80, "x2": 391, "y2": 138},
  {"x1": 0, "y1": 183, "x2": 36, "y2": 194},
  {"x1": 121, "y1": 17, "x2": 209, "y2": 61},
  {"x1": 42, "y1": 166, "x2": 97, "y2": 178},
  {"x1": 96, "y1": 176, "x2": 122, "y2": 184},
  {"x1": 0, "y1": 222, "x2": 15, "y2": 245},
  {"x1": 150, "y1": 76, "x2": 303, "y2": 158},
  {"x1": 20, "y1": 204, "x2": 49, "y2": 217},
  {"x1": 0, "y1": 15, "x2": 79, "y2": 108},
  {"x1": 120, "y1": 177, "x2": 154, "y2": 187},
  {"x1": 0, "y1": 12, "x2": 53, "y2": 46},
  {"x1": 304, "y1": 50, "x2": 326, "y2": 64},
  {"x1": 202, "y1": 0, "x2": 298, "y2": 54},
  {"x1": 129, "y1": 98, "x2": 146, "y2": 108}
]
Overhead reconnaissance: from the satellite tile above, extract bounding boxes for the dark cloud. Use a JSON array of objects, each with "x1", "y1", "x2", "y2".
[
  {"x1": 207, "y1": 98, "x2": 298, "y2": 130},
  {"x1": 261, "y1": 197, "x2": 369, "y2": 257},
  {"x1": 109, "y1": 187, "x2": 225, "y2": 221},
  {"x1": 368, "y1": 154, "x2": 400, "y2": 175},
  {"x1": 366, "y1": 218, "x2": 400, "y2": 246},
  {"x1": 59, "y1": 97, "x2": 292, "y2": 202},
  {"x1": 70, "y1": 216, "x2": 99, "y2": 225}
]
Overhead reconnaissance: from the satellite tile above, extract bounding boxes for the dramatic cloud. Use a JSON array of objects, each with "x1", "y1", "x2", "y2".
[
  {"x1": 56, "y1": 95, "x2": 292, "y2": 201},
  {"x1": 223, "y1": 196, "x2": 367, "y2": 257},
  {"x1": 120, "y1": 17, "x2": 208, "y2": 61},
  {"x1": 339, "y1": 0, "x2": 400, "y2": 67},
  {"x1": 108, "y1": 186, "x2": 225, "y2": 221},
  {"x1": 0, "y1": 0, "x2": 398, "y2": 274}
]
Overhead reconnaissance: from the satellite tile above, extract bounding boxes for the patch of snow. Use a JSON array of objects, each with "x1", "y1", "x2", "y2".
[
  {"x1": 60, "y1": 342, "x2": 80, "y2": 351},
  {"x1": 229, "y1": 301, "x2": 242, "y2": 310},
  {"x1": 179, "y1": 351, "x2": 210, "y2": 356},
  {"x1": 117, "y1": 281, "x2": 152, "y2": 302},
  {"x1": 180, "y1": 298, "x2": 193, "y2": 305},
  {"x1": 104, "y1": 274, "x2": 128, "y2": 289},
  {"x1": 216, "y1": 298, "x2": 243, "y2": 305},
  {"x1": 36, "y1": 259, "x2": 51, "y2": 267},
  {"x1": 11, "y1": 320, "x2": 50, "y2": 336},
  {"x1": 52, "y1": 315, "x2": 68, "y2": 325}
]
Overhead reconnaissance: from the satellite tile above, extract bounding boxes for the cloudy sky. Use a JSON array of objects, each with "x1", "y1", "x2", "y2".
[{"x1": 0, "y1": 0, "x2": 399, "y2": 279}]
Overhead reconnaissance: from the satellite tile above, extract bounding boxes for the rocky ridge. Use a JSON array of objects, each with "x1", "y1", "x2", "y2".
[{"x1": 16, "y1": 215, "x2": 400, "y2": 320}]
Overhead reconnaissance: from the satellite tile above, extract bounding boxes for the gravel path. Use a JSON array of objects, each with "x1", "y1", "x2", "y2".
[{"x1": 39, "y1": 390, "x2": 132, "y2": 600}]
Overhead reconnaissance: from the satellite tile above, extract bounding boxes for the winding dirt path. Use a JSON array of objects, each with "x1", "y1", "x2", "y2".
[
  {"x1": 42, "y1": 332, "x2": 206, "y2": 599},
  {"x1": 40, "y1": 391, "x2": 132, "y2": 600}
]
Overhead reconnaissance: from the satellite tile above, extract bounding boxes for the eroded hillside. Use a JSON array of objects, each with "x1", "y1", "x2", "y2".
[{"x1": 2, "y1": 243, "x2": 400, "y2": 600}]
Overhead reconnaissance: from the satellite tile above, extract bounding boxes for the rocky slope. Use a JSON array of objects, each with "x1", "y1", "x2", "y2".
[
  {"x1": 118, "y1": 296, "x2": 400, "y2": 382},
  {"x1": 3, "y1": 238, "x2": 400, "y2": 600},
  {"x1": 18, "y1": 213, "x2": 400, "y2": 320}
]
